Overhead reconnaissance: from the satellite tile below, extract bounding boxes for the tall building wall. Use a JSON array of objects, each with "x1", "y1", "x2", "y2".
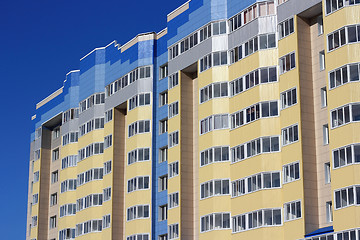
[{"x1": 26, "y1": 0, "x2": 360, "y2": 239}]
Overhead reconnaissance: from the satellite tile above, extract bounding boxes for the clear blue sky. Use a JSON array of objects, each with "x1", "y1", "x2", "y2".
[{"x1": 0, "y1": 0, "x2": 186, "y2": 238}]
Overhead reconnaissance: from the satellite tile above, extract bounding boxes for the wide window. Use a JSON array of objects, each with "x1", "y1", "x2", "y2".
[
  {"x1": 283, "y1": 161, "x2": 300, "y2": 183},
  {"x1": 333, "y1": 143, "x2": 360, "y2": 168},
  {"x1": 278, "y1": 17, "x2": 294, "y2": 39},
  {"x1": 281, "y1": 88, "x2": 297, "y2": 109},
  {"x1": 279, "y1": 52, "x2": 296, "y2": 74},
  {"x1": 200, "y1": 179, "x2": 230, "y2": 199},
  {"x1": 284, "y1": 200, "x2": 302, "y2": 221},
  {"x1": 201, "y1": 213, "x2": 230, "y2": 232},
  {"x1": 282, "y1": 124, "x2": 299, "y2": 146}
]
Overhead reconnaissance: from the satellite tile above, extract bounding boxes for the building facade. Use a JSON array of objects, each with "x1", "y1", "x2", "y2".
[{"x1": 26, "y1": 0, "x2": 360, "y2": 239}]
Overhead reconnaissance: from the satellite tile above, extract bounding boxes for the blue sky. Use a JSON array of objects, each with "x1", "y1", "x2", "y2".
[{"x1": 0, "y1": 0, "x2": 186, "y2": 238}]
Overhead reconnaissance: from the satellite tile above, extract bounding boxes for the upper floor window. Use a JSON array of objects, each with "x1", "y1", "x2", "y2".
[
  {"x1": 229, "y1": 1, "x2": 275, "y2": 33},
  {"x1": 52, "y1": 148, "x2": 60, "y2": 161},
  {"x1": 231, "y1": 136, "x2": 280, "y2": 163},
  {"x1": 63, "y1": 108, "x2": 79, "y2": 124},
  {"x1": 200, "y1": 82, "x2": 228, "y2": 103},
  {"x1": 325, "y1": 0, "x2": 360, "y2": 15},
  {"x1": 128, "y1": 120, "x2": 151, "y2": 137},
  {"x1": 278, "y1": 17, "x2": 294, "y2": 40},
  {"x1": 231, "y1": 101, "x2": 279, "y2": 129},
  {"x1": 201, "y1": 146, "x2": 230, "y2": 166},
  {"x1": 281, "y1": 88, "x2": 297, "y2": 109},
  {"x1": 127, "y1": 205, "x2": 150, "y2": 221},
  {"x1": 200, "y1": 51, "x2": 227, "y2": 72},
  {"x1": 282, "y1": 124, "x2": 299, "y2": 146},
  {"x1": 168, "y1": 102, "x2": 179, "y2": 118},
  {"x1": 334, "y1": 185, "x2": 360, "y2": 209},
  {"x1": 229, "y1": 66, "x2": 277, "y2": 96},
  {"x1": 159, "y1": 64, "x2": 168, "y2": 80},
  {"x1": 201, "y1": 179, "x2": 230, "y2": 199},
  {"x1": 168, "y1": 72, "x2": 179, "y2": 89},
  {"x1": 331, "y1": 103, "x2": 360, "y2": 128},
  {"x1": 329, "y1": 63, "x2": 360, "y2": 89},
  {"x1": 128, "y1": 148, "x2": 150, "y2": 165},
  {"x1": 105, "y1": 109, "x2": 113, "y2": 123},
  {"x1": 279, "y1": 52, "x2": 296, "y2": 74},
  {"x1": 129, "y1": 93, "x2": 151, "y2": 111},
  {"x1": 168, "y1": 131, "x2": 179, "y2": 148},
  {"x1": 159, "y1": 91, "x2": 168, "y2": 107},
  {"x1": 79, "y1": 93, "x2": 105, "y2": 113},
  {"x1": 169, "y1": 192, "x2": 179, "y2": 209},
  {"x1": 284, "y1": 200, "x2": 302, "y2": 221},
  {"x1": 333, "y1": 143, "x2": 360, "y2": 169},
  {"x1": 200, "y1": 114, "x2": 229, "y2": 134},
  {"x1": 201, "y1": 212, "x2": 230, "y2": 232},
  {"x1": 53, "y1": 127, "x2": 60, "y2": 139},
  {"x1": 283, "y1": 161, "x2": 300, "y2": 183}
]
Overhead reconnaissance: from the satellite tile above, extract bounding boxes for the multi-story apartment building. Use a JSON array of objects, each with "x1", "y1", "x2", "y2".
[{"x1": 26, "y1": 0, "x2": 360, "y2": 239}]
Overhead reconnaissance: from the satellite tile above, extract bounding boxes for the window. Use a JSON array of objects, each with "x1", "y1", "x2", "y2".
[
  {"x1": 326, "y1": 201, "x2": 333, "y2": 223},
  {"x1": 335, "y1": 229, "x2": 359, "y2": 240},
  {"x1": 34, "y1": 149, "x2": 40, "y2": 161},
  {"x1": 51, "y1": 171, "x2": 58, "y2": 184},
  {"x1": 278, "y1": 17, "x2": 294, "y2": 39},
  {"x1": 200, "y1": 146, "x2": 230, "y2": 166},
  {"x1": 35, "y1": 127, "x2": 42, "y2": 139},
  {"x1": 231, "y1": 136, "x2": 280, "y2": 163},
  {"x1": 103, "y1": 187, "x2": 111, "y2": 202},
  {"x1": 77, "y1": 168, "x2": 103, "y2": 186},
  {"x1": 127, "y1": 176, "x2": 150, "y2": 193},
  {"x1": 62, "y1": 132, "x2": 79, "y2": 146},
  {"x1": 105, "y1": 109, "x2": 113, "y2": 123},
  {"x1": 281, "y1": 88, "x2": 297, "y2": 109},
  {"x1": 75, "y1": 219, "x2": 102, "y2": 237},
  {"x1": 104, "y1": 135, "x2": 112, "y2": 149},
  {"x1": 321, "y1": 87, "x2": 327, "y2": 107},
  {"x1": 160, "y1": 64, "x2": 168, "y2": 79},
  {"x1": 229, "y1": 67, "x2": 277, "y2": 96},
  {"x1": 105, "y1": 66, "x2": 151, "y2": 97},
  {"x1": 168, "y1": 131, "x2": 179, "y2": 148},
  {"x1": 127, "y1": 205, "x2": 150, "y2": 221},
  {"x1": 78, "y1": 142, "x2": 104, "y2": 161},
  {"x1": 323, "y1": 124, "x2": 329, "y2": 145},
  {"x1": 33, "y1": 171, "x2": 39, "y2": 183},
  {"x1": 199, "y1": 51, "x2": 227, "y2": 72},
  {"x1": 63, "y1": 108, "x2": 79, "y2": 124},
  {"x1": 158, "y1": 175, "x2": 168, "y2": 192},
  {"x1": 169, "y1": 192, "x2": 179, "y2": 209},
  {"x1": 128, "y1": 120, "x2": 151, "y2": 137},
  {"x1": 79, "y1": 93, "x2": 105, "y2": 113},
  {"x1": 279, "y1": 52, "x2": 296, "y2": 74},
  {"x1": 60, "y1": 179, "x2": 77, "y2": 193},
  {"x1": 333, "y1": 143, "x2": 360, "y2": 168},
  {"x1": 104, "y1": 160, "x2": 112, "y2": 175},
  {"x1": 52, "y1": 148, "x2": 59, "y2": 161},
  {"x1": 59, "y1": 228, "x2": 75, "y2": 240},
  {"x1": 200, "y1": 114, "x2": 229, "y2": 134},
  {"x1": 231, "y1": 101, "x2": 279, "y2": 129},
  {"x1": 330, "y1": 103, "x2": 360, "y2": 128},
  {"x1": 159, "y1": 204, "x2": 168, "y2": 221},
  {"x1": 229, "y1": 1, "x2": 274, "y2": 32},
  {"x1": 49, "y1": 215, "x2": 57, "y2": 229},
  {"x1": 168, "y1": 223, "x2": 179, "y2": 239},
  {"x1": 31, "y1": 216, "x2": 38, "y2": 227},
  {"x1": 319, "y1": 50, "x2": 325, "y2": 71},
  {"x1": 200, "y1": 179, "x2": 230, "y2": 199},
  {"x1": 327, "y1": 27, "x2": 346, "y2": 51},
  {"x1": 159, "y1": 147, "x2": 168, "y2": 163},
  {"x1": 232, "y1": 172, "x2": 280, "y2": 197},
  {"x1": 103, "y1": 215, "x2": 111, "y2": 229},
  {"x1": 317, "y1": 15, "x2": 324, "y2": 35},
  {"x1": 229, "y1": 33, "x2": 276, "y2": 64},
  {"x1": 284, "y1": 200, "x2": 302, "y2": 221},
  {"x1": 200, "y1": 82, "x2": 228, "y2": 103},
  {"x1": 76, "y1": 194, "x2": 103, "y2": 212},
  {"x1": 168, "y1": 102, "x2": 179, "y2": 118},
  {"x1": 158, "y1": 234, "x2": 168, "y2": 240},
  {"x1": 128, "y1": 93, "x2": 151, "y2": 111},
  {"x1": 53, "y1": 127, "x2": 60, "y2": 139},
  {"x1": 32, "y1": 193, "x2": 38, "y2": 205},
  {"x1": 60, "y1": 203, "x2": 76, "y2": 217},
  {"x1": 232, "y1": 208, "x2": 281, "y2": 233},
  {"x1": 282, "y1": 124, "x2": 299, "y2": 146},
  {"x1": 159, "y1": 119, "x2": 168, "y2": 135},
  {"x1": 127, "y1": 234, "x2": 149, "y2": 240},
  {"x1": 329, "y1": 63, "x2": 360, "y2": 89},
  {"x1": 169, "y1": 73, "x2": 179, "y2": 89},
  {"x1": 283, "y1": 161, "x2": 300, "y2": 183},
  {"x1": 169, "y1": 44, "x2": 179, "y2": 60},
  {"x1": 334, "y1": 185, "x2": 360, "y2": 209},
  {"x1": 159, "y1": 91, "x2": 168, "y2": 107},
  {"x1": 325, "y1": 0, "x2": 346, "y2": 14},
  {"x1": 61, "y1": 155, "x2": 77, "y2": 170},
  {"x1": 50, "y1": 193, "x2": 57, "y2": 206},
  {"x1": 128, "y1": 148, "x2": 150, "y2": 165},
  {"x1": 325, "y1": 162, "x2": 331, "y2": 184},
  {"x1": 169, "y1": 161, "x2": 179, "y2": 178},
  {"x1": 201, "y1": 213, "x2": 230, "y2": 232}
]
